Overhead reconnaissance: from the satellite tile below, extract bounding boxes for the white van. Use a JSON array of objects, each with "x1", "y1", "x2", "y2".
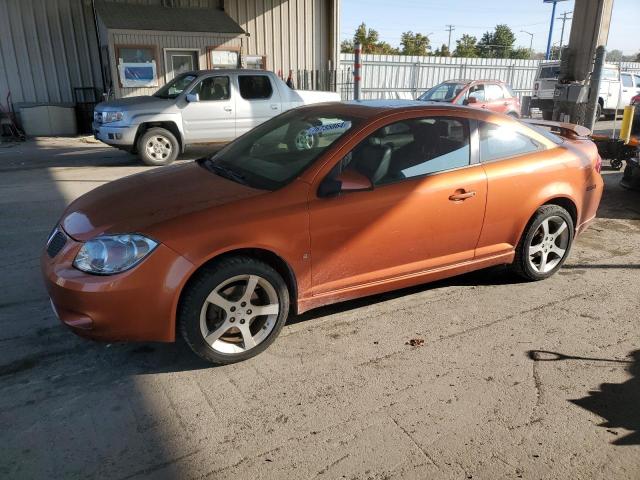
[{"x1": 530, "y1": 61, "x2": 640, "y2": 120}]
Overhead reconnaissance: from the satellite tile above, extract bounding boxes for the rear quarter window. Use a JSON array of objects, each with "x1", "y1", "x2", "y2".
[{"x1": 479, "y1": 122, "x2": 544, "y2": 162}]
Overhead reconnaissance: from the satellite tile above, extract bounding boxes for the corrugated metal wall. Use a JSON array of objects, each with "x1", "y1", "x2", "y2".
[
  {"x1": 0, "y1": 0, "x2": 103, "y2": 107},
  {"x1": 224, "y1": 0, "x2": 338, "y2": 74},
  {"x1": 0, "y1": 0, "x2": 338, "y2": 107},
  {"x1": 339, "y1": 53, "x2": 640, "y2": 101}
]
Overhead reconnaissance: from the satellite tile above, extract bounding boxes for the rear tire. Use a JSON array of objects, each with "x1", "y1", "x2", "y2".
[
  {"x1": 509, "y1": 205, "x2": 574, "y2": 281},
  {"x1": 179, "y1": 257, "x2": 290, "y2": 365},
  {"x1": 137, "y1": 127, "x2": 179, "y2": 166}
]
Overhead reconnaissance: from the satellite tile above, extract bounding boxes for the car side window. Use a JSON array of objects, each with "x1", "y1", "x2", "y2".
[
  {"x1": 621, "y1": 73, "x2": 634, "y2": 88},
  {"x1": 635, "y1": 75, "x2": 640, "y2": 88},
  {"x1": 342, "y1": 117, "x2": 471, "y2": 186},
  {"x1": 238, "y1": 75, "x2": 273, "y2": 100},
  {"x1": 191, "y1": 76, "x2": 230, "y2": 101},
  {"x1": 479, "y1": 122, "x2": 543, "y2": 162},
  {"x1": 468, "y1": 84, "x2": 485, "y2": 102},
  {"x1": 485, "y1": 84, "x2": 504, "y2": 101}
]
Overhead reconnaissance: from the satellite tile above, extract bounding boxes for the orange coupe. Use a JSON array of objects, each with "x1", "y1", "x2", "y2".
[{"x1": 42, "y1": 101, "x2": 603, "y2": 364}]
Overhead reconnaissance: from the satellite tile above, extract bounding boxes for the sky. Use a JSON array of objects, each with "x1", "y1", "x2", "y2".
[{"x1": 341, "y1": 0, "x2": 640, "y2": 56}]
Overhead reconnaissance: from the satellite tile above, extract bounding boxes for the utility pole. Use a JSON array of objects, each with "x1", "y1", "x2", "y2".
[
  {"x1": 552, "y1": 0, "x2": 614, "y2": 126},
  {"x1": 445, "y1": 25, "x2": 455, "y2": 52},
  {"x1": 521, "y1": 30, "x2": 534, "y2": 54},
  {"x1": 557, "y1": 10, "x2": 572, "y2": 59}
]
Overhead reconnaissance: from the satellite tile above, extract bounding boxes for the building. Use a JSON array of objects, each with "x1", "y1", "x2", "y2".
[{"x1": 0, "y1": 0, "x2": 340, "y2": 132}]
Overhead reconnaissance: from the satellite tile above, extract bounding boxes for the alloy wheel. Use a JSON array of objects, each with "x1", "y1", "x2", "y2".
[
  {"x1": 145, "y1": 135, "x2": 173, "y2": 161},
  {"x1": 199, "y1": 274, "x2": 280, "y2": 354},
  {"x1": 527, "y1": 216, "x2": 570, "y2": 274}
]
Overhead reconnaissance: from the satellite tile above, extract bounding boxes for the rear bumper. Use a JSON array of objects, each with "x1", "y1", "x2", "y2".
[
  {"x1": 577, "y1": 173, "x2": 605, "y2": 235},
  {"x1": 41, "y1": 229, "x2": 194, "y2": 342}
]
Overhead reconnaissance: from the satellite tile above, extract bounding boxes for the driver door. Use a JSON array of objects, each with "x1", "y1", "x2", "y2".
[
  {"x1": 181, "y1": 75, "x2": 235, "y2": 143},
  {"x1": 307, "y1": 115, "x2": 487, "y2": 296}
]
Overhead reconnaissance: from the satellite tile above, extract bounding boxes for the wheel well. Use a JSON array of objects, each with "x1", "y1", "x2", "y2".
[
  {"x1": 543, "y1": 197, "x2": 577, "y2": 227},
  {"x1": 134, "y1": 121, "x2": 183, "y2": 154},
  {"x1": 178, "y1": 248, "x2": 299, "y2": 317}
]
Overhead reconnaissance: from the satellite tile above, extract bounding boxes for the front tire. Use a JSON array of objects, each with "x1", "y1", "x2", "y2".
[
  {"x1": 179, "y1": 257, "x2": 290, "y2": 365},
  {"x1": 137, "y1": 127, "x2": 179, "y2": 166},
  {"x1": 509, "y1": 205, "x2": 574, "y2": 281}
]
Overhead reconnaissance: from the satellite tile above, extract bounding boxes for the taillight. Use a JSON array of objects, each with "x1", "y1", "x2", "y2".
[{"x1": 595, "y1": 155, "x2": 602, "y2": 173}]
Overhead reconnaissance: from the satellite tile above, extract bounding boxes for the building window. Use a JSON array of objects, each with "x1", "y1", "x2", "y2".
[
  {"x1": 238, "y1": 75, "x2": 273, "y2": 100},
  {"x1": 115, "y1": 45, "x2": 158, "y2": 88},
  {"x1": 208, "y1": 48, "x2": 239, "y2": 69},
  {"x1": 245, "y1": 55, "x2": 267, "y2": 70}
]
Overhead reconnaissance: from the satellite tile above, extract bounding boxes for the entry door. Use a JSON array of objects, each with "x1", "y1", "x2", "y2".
[
  {"x1": 182, "y1": 75, "x2": 235, "y2": 143},
  {"x1": 165, "y1": 50, "x2": 199, "y2": 81},
  {"x1": 308, "y1": 116, "x2": 487, "y2": 295}
]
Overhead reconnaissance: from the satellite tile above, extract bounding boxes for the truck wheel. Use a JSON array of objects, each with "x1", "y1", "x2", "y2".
[
  {"x1": 137, "y1": 128, "x2": 179, "y2": 166},
  {"x1": 596, "y1": 103, "x2": 602, "y2": 121}
]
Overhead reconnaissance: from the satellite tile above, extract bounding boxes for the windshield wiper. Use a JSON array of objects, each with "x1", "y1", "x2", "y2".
[{"x1": 206, "y1": 162, "x2": 248, "y2": 185}]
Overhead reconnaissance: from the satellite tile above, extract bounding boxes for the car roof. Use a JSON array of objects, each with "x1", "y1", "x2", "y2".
[
  {"x1": 181, "y1": 69, "x2": 273, "y2": 76},
  {"x1": 438, "y1": 79, "x2": 507, "y2": 85},
  {"x1": 292, "y1": 99, "x2": 493, "y2": 120}
]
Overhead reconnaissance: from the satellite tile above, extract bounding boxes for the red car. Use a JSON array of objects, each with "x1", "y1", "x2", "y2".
[
  {"x1": 631, "y1": 94, "x2": 640, "y2": 106},
  {"x1": 418, "y1": 79, "x2": 521, "y2": 117}
]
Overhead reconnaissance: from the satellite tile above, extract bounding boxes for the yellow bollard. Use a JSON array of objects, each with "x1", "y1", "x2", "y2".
[{"x1": 619, "y1": 105, "x2": 635, "y2": 144}]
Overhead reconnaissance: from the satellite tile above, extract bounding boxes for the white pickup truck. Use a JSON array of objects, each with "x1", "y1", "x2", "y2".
[
  {"x1": 93, "y1": 69, "x2": 340, "y2": 165},
  {"x1": 530, "y1": 61, "x2": 640, "y2": 120}
]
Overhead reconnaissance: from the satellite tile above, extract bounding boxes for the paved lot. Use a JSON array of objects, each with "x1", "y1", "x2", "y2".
[{"x1": 0, "y1": 135, "x2": 639, "y2": 479}]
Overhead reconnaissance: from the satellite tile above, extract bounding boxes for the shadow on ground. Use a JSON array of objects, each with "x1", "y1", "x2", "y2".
[{"x1": 528, "y1": 349, "x2": 640, "y2": 446}]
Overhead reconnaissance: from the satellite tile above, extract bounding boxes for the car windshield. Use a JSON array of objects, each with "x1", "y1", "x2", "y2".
[
  {"x1": 154, "y1": 74, "x2": 198, "y2": 99},
  {"x1": 202, "y1": 110, "x2": 359, "y2": 190},
  {"x1": 418, "y1": 82, "x2": 467, "y2": 102}
]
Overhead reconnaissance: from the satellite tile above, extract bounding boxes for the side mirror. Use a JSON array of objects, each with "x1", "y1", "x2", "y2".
[
  {"x1": 317, "y1": 170, "x2": 373, "y2": 198},
  {"x1": 465, "y1": 96, "x2": 478, "y2": 105},
  {"x1": 186, "y1": 93, "x2": 200, "y2": 103}
]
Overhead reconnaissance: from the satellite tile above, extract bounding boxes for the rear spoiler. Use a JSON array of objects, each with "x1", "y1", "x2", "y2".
[{"x1": 523, "y1": 119, "x2": 592, "y2": 139}]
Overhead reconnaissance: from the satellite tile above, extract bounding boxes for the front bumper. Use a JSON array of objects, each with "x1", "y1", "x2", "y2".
[
  {"x1": 92, "y1": 121, "x2": 137, "y2": 148},
  {"x1": 41, "y1": 228, "x2": 194, "y2": 342}
]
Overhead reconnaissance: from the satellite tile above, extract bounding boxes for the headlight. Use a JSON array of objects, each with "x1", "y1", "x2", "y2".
[
  {"x1": 73, "y1": 234, "x2": 158, "y2": 275},
  {"x1": 102, "y1": 111, "x2": 124, "y2": 123}
]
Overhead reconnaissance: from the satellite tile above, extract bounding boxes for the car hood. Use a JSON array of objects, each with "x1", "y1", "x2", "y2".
[
  {"x1": 61, "y1": 161, "x2": 265, "y2": 242},
  {"x1": 95, "y1": 95, "x2": 174, "y2": 112}
]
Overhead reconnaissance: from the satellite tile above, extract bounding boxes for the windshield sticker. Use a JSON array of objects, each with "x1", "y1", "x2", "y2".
[{"x1": 307, "y1": 121, "x2": 352, "y2": 136}]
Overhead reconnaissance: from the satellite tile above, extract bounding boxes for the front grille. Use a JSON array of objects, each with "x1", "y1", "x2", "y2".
[{"x1": 47, "y1": 230, "x2": 67, "y2": 258}]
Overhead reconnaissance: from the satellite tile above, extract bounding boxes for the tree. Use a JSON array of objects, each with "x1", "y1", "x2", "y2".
[
  {"x1": 607, "y1": 49, "x2": 624, "y2": 62},
  {"x1": 510, "y1": 47, "x2": 532, "y2": 60},
  {"x1": 400, "y1": 31, "x2": 430, "y2": 56},
  {"x1": 340, "y1": 39, "x2": 354, "y2": 53},
  {"x1": 454, "y1": 34, "x2": 478, "y2": 58},
  {"x1": 343, "y1": 23, "x2": 400, "y2": 55},
  {"x1": 434, "y1": 43, "x2": 451, "y2": 57},
  {"x1": 477, "y1": 24, "x2": 516, "y2": 58},
  {"x1": 353, "y1": 23, "x2": 380, "y2": 54}
]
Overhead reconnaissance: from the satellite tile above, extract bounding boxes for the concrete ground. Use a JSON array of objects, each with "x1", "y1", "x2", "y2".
[{"x1": 0, "y1": 134, "x2": 639, "y2": 480}]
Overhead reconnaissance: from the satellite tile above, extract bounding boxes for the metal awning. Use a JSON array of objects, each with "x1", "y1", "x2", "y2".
[{"x1": 95, "y1": 1, "x2": 246, "y2": 35}]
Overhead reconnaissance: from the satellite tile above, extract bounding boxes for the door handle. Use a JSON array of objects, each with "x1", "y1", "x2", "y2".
[
  {"x1": 224, "y1": 106, "x2": 233, "y2": 112},
  {"x1": 449, "y1": 190, "x2": 476, "y2": 201},
  {"x1": 270, "y1": 104, "x2": 280, "y2": 110}
]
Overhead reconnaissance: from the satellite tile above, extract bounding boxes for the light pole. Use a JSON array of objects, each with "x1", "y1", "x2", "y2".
[
  {"x1": 543, "y1": 0, "x2": 569, "y2": 60},
  {"x1": 521, "y1": 30, "x2": 534, "y2": 54}
]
